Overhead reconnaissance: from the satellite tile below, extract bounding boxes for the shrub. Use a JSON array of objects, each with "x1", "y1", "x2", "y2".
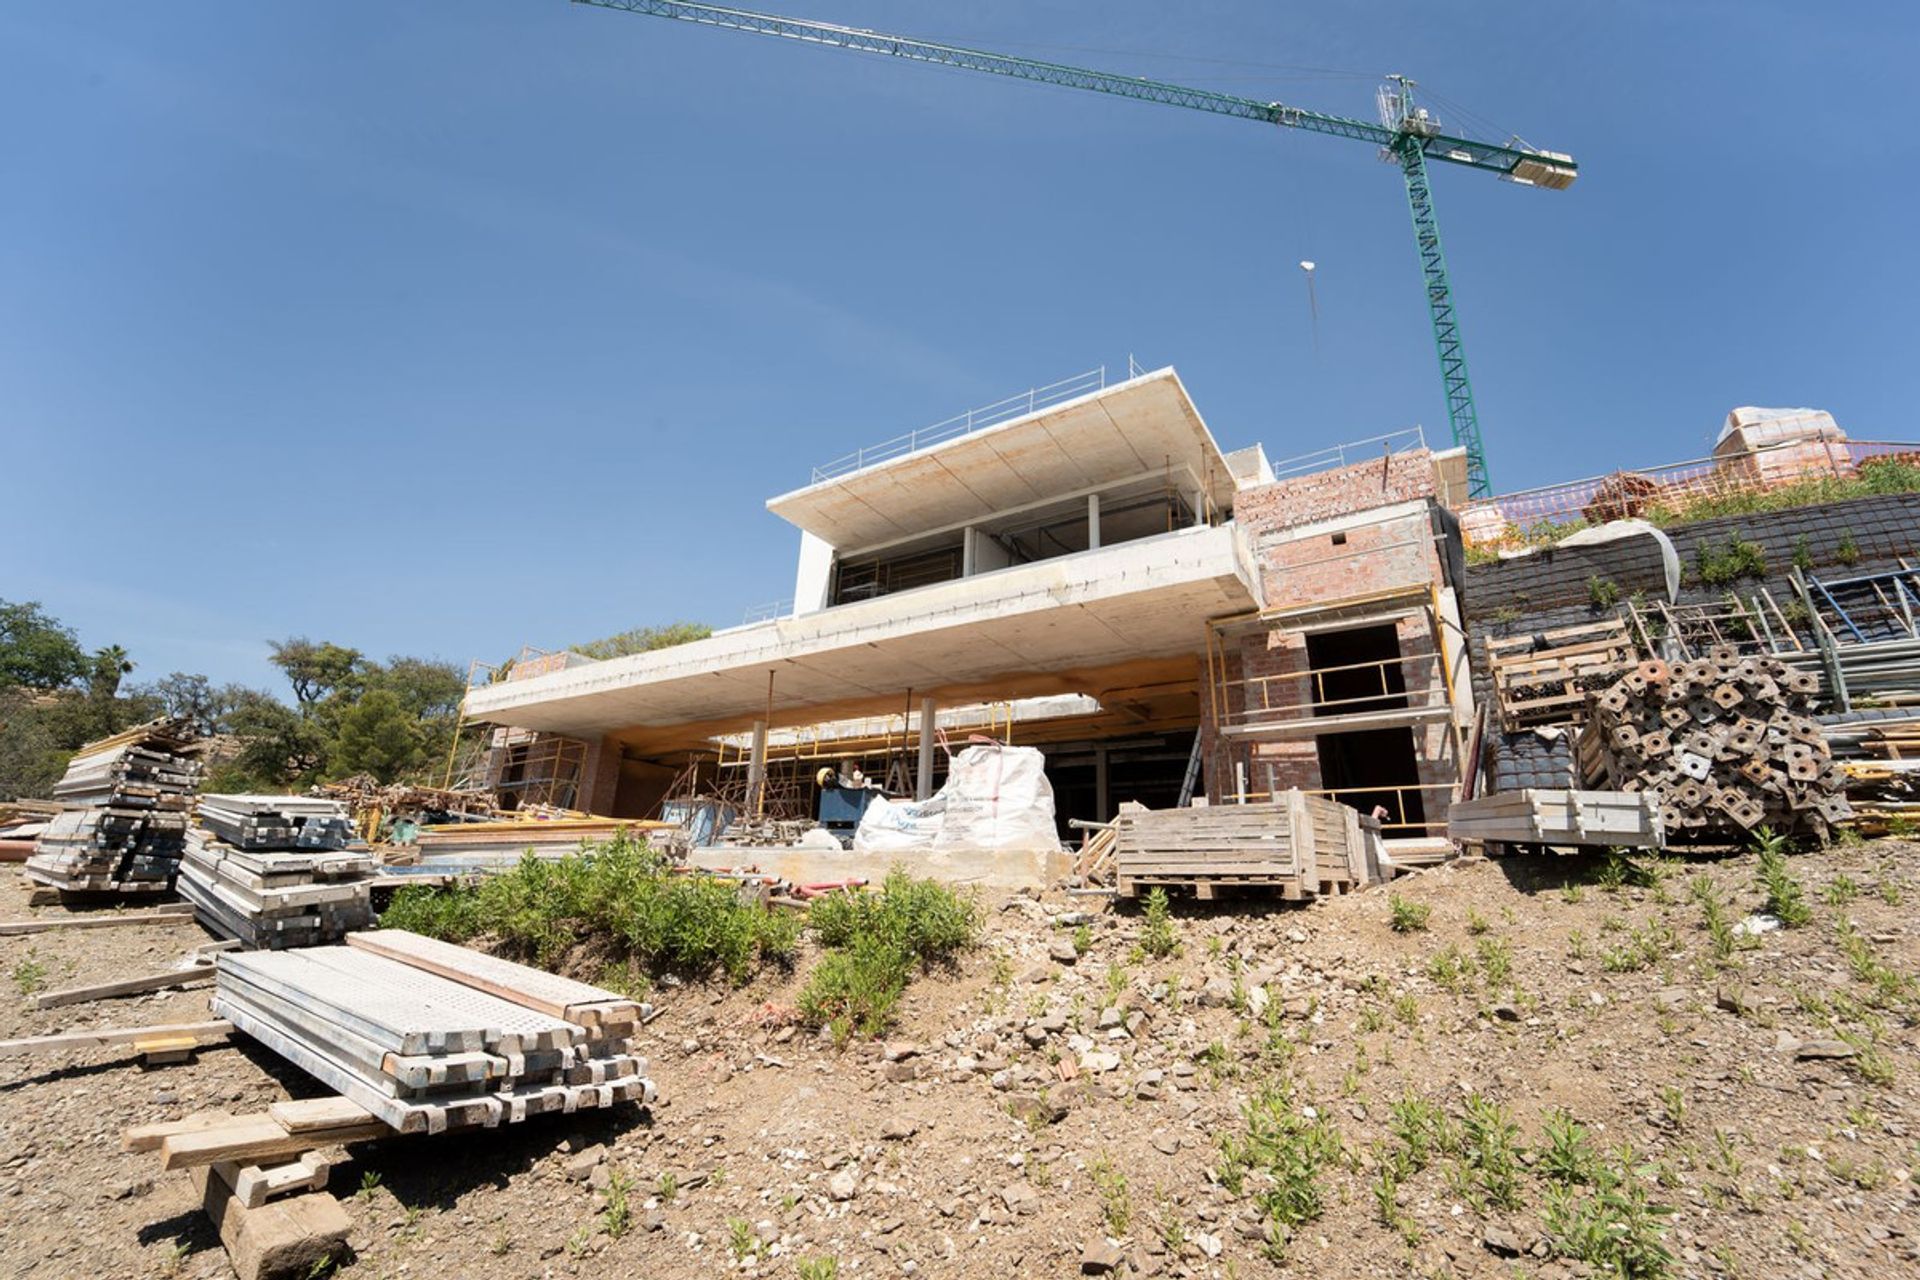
[
  {"x1": 1588, "y1": 575, "x2": 1621, "y2": 609},
  {"x1": 1694, "y1": 534, "x2": 1767, "y2": 586},
  {"x1": 378, "y1": 833, "x2": 797, "y2": 983},
  {"x1": 797, "y1": 870, "x2": 978, "y2": 1039}
]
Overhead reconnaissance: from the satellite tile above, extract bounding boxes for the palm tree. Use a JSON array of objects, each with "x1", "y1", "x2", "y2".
[{"x1": 89, "y1": 644, "x2": 133, "y2": 700}]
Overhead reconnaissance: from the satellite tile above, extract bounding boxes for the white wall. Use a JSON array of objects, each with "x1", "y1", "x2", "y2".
[{"x1": 792, "y1": 531, "x2": 836, "y2": 616}]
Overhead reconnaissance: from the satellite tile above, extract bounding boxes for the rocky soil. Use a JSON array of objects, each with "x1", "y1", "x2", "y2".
[{"x1": 2, "y1": 839, "x2": 1917, "y2": 1280}]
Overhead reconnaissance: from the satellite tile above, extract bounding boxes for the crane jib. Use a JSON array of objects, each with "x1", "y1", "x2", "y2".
[{"x1": 575, "y1": 0, "x2": 1578, "y2": 498}]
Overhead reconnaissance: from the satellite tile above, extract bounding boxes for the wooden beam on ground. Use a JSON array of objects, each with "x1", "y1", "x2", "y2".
[
  {"x1": 0, "y1": 1018, "x2": 232, "y2": 1057},
  {"x1": 32, "y1": 965, "x2": 215, "y2": 1010},
  {"x1": 0, "y1": 905, "x2": 196, "y2": 936}
]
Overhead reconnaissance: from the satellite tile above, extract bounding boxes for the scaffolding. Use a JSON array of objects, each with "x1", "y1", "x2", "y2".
[{"x1": 1204, "y1": 581, "x2": 1467, "y2": 840}]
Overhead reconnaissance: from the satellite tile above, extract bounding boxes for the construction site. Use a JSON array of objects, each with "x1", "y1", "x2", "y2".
[{"x1": 3, "y1": 4, "x2": 1917, "y2": 1280}]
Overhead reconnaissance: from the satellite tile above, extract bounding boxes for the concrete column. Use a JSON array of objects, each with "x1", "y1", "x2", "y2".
[
  {"x1": 1094, "y1": 745, "x2": 1110, "y2": 822},
  {"x1": 1191, "y1": 485, "x2": 1209, "y2": 527},
  {"x1": 961, "y1": 528, "x2": 976, "y2": 577},
  {"x1": 916, "y1": 696, "x2": 937, "y2": 801},
  {"x1": 1087, "y1": 493, "x2": 1102, "y2": 550},
  {"x1": 746, "y1": 719, "x2": 769, "y2": 815}
]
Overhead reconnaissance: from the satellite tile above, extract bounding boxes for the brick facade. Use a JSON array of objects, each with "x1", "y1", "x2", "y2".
[{"x1": 1201, "y1": 450, "x2": 1469, "y2": 836}]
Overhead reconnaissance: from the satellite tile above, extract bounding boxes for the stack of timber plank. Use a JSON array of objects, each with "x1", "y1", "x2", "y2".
[
  {"x1": 24, "y1": 718, "x2": 200, "y2": 895},
  {"x1": 211, "y1": 929, "x2": 654, "y2": 1134},
  {"x1": 1447, "y1": 788, "x2": 1663, "y2": 850},
  {"x1": 1114, "y1": 792, "x2": 1383, "y2": 901},
  {"x1": 1576, "y1": 651, "x2": 1849, "y2": 840}
]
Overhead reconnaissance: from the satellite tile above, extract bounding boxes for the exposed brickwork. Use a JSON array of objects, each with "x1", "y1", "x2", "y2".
[
  {"x1": 1232, "y1": 448, "x2": 1438, "y2": 533},
  {"x1": 1200, "y1": 450, "x2": 1466, "y2": 828}
]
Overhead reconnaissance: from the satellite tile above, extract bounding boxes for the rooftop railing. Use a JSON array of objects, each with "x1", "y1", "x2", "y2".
[
  {"x1": 808, "y1": 361, "x2": 1142, "y2": 484},
  {"x1": 1266, "y1": 426, "x2": 1428, "y2": 480}
]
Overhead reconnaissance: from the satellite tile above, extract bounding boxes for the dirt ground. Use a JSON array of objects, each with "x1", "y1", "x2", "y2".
[{"x1": 2, "y1": 839, "x2": 1916, "y2": 1280}]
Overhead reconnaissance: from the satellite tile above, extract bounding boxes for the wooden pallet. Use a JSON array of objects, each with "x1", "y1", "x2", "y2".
[
  {"x1": 1113, "y1": 792, "x2": 1382, "y2": 900},
  {"x1": 1487, "y1": 619, "x2": 1636, "y2": 730}
]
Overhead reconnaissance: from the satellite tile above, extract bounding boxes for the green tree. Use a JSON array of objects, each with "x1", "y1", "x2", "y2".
[
  {"x1": 211, "y1": 693, "x2": 328, "y2": 790},
  {"x1": 88, "y1": 644, "x2": 134, "y2": 701},
  {"x1": 329, "y1": 688, "x2": 420, "y2": 782},
  {"x1": 268, "y1": 638, "x2": 364, "y2": 707},
  {"x1": 0, "y1": 599, "x2": 89, "y2": 690},
  {"x1": 571, "y1": 621, "x2": 711, "y2": 661}
]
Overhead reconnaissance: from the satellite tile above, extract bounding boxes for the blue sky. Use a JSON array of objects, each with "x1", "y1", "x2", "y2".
[{"x1": 3, "y1": 1, "x2": 1913, "y2": 693}]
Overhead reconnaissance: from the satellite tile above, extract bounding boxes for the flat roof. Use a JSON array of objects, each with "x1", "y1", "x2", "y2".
[
  {"x1": 766, "y1": 367, "x2": 1238, "y2": 552},
  {"x1": 463, "y1": 524, "x2": 1260, "y2": 743}
]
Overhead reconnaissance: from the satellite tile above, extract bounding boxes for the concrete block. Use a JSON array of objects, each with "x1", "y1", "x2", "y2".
[{"x1": 194, "y1": 1166, "x2": 350, "y2": 1280}]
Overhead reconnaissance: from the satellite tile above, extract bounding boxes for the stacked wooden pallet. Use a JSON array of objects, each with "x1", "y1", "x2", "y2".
[
  {"x1": 1447, "y1": 788, "x2": 1663, "y2": 850},
  {"x1": 1576, "y1": 652, "x2": 1849, "y2": 839},
  {"x1": 24, "y1": 719, "x2": 200, "y2": 895},
  {"x1": 197, "y1": 795, "x2": 355, "y2": 851},
  {"x1": 1486, "y1": 618, "x2": 1636, "y2": 730},
  {"x1": 1114, "y1": 792, "x2": 1383, "y2": 900},
  {"x1": 177, "y1": 827, "x2": 375, "y2": 949},
  {"x1": 211, "y1": 930, "x2": 654, "y2": 1135}
]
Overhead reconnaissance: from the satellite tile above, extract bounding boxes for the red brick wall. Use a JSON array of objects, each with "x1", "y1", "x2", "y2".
[
  {"x1": 1199, "y1": 448, "x2": 1463, "y2": 827},
  {"x1": 1232, "y1": 449, "x2": 1437, "y2": 533}
]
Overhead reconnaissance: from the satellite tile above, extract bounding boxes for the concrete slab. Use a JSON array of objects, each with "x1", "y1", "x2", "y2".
[
  {"x1": 688, "y1": 844, "x2": 1072, "y2": 892},
  {"x1": 766, "y1": 368, "x2": 1237, "y2": 552},
  {"x1": 463, "y1": 523, "x2": 1260, "y2": 742}
]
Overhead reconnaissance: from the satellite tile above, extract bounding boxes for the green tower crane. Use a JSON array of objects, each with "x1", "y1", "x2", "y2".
[{"x1": 574, "y1": 0, "x2": 1578, "y2": 498}]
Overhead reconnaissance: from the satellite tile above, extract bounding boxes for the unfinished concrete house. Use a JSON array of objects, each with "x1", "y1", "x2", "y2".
[{"x1": 458, "y1": 365, "x2": 1476, "y2": 865}]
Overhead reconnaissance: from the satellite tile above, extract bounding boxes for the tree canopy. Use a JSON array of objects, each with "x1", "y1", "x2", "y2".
[
  {"x1": 570, "y1": 621, "x2": 712, "y2": 661},
  {"x1": 0, "y1": 599, "x2": 468, "y2": 799},
  {"x1": 0, "y1": 599, "x2": 89, "y2": 691}
]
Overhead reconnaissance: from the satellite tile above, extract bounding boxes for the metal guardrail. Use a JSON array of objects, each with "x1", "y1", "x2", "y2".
[
  {"x1": 808, "y1": 364, "x2": 1115, "y2": 484},
  {"x1": 1267, "y1": 427, "x2": 1428, "y2": 480},
  {"x1": 1463, "y1": 439, "x2": 1920, "y2": 546},
  {"x1": 741, "y1": 599, "x2": 793, "y2": 624}
]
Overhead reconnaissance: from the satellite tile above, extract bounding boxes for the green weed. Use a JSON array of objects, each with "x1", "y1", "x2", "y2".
[
  {"x1": 1139, "y1": 887, "x2": 1179, "y2": 959},
  {"x1": 1388, "y1": 894, "x2": 1431, "y2": 933}
]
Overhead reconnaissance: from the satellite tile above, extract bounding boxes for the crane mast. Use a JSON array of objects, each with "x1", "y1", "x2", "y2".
[{"x1": 575, "y1": 0, "x2": 1578, "y2": 498}]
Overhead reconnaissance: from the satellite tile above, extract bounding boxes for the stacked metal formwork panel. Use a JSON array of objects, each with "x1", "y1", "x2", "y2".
[{"x1": 24, "y1": 719, "x2": 201, "y2": 895}]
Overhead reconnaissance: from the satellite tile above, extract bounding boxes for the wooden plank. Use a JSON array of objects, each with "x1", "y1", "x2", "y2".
[
  {"x1": 266, "y1": 1096, "x2": 381, "y2": 1134},
  {"x1": 32, "y1": 965, "x2": 214, "y2": 1010},
  {"x1": 0, "y1": 907, "x2": 196, "y2": 936},
  {"x1": 159, "y1": 1112, "x2": 392, "y2": 1171},
  {"x1": 346, "y1": 929, "x2": 635, "y2": 1027},
  {"x1": 0, "y1": 1019, "x2": 232, "y2": 1057}
]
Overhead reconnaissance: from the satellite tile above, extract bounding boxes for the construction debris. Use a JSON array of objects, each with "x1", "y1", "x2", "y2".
[
  {"x1": 209, "y1": 930, "x2": 656, "y2": 1134},
  {"x1": 178, "y1": 813, "x2": 375, "y2": 950},
  {"x1": 1446, "y1": 787, "x2": 1663, "y2": 849},
  {"x1": 1487, "y1": 618, "x2": 1637, "y2": 730},
  {"x1": 1576, "y1": 652, "x2": 1848, "y2": 840},
  {"x1": 23, "y1": 718, "x2": 201, "y2": 895}
]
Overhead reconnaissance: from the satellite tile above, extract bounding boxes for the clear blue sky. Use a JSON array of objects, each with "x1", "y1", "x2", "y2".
[{"x1": 4, "y1": 1, "x2": 1912, "y2": 694}]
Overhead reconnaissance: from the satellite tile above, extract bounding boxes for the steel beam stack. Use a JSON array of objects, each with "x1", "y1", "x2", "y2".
[{"x1": 24, "y1": 719, "x2": 201, "y2": 895}]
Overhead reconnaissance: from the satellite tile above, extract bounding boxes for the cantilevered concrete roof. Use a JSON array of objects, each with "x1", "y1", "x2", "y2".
[
  {"x1": 767, "y1": 367, "x2": 1239, "y2": 552},
  {"x1": 464, "y1": 524, "x2": 1261, "y2": 743}
]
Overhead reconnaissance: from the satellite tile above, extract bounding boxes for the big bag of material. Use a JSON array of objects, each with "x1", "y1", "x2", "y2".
[{"x1": 932, "y1": 744, "x2": 1058, "y2": 852}]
